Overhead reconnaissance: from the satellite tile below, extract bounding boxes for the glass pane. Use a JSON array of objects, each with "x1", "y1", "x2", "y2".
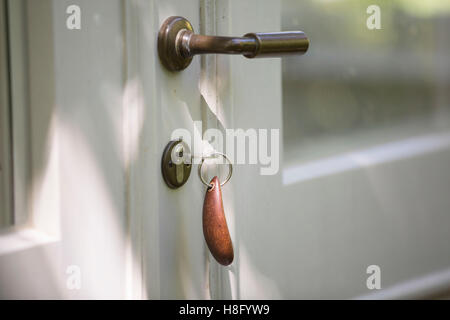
[
  {"x1": 0, "y1": 0, "x2": 12, "y2": 228},
  {"x1": 282, "y1": 0, "x2": 450, "y2": 164}
]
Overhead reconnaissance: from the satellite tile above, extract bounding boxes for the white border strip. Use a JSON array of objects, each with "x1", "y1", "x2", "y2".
[{"x1": 283, "y1": 132, "x2": 450, "y2": 185}]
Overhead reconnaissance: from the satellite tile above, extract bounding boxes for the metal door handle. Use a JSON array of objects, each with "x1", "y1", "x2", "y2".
[{"x1": 158, "y1": 16, "x2": 309, "y2": 71}]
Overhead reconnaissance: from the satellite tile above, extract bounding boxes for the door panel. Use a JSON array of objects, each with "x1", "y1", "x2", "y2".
[
  {"x1": 131, "y1": 0, "x2": 284, "y2": 299},
  {"x1": 212, "y1": 0, "x2": 283, "y2": 299},
  {"x1": 153, "y1": 0, "x2": 207, "y2": 299},
  {"x1": 125, "y1": 0, "x2": 208, "y2": 299},
  {"x1": 0, "y1": 0, "x2": 128, "y2": 299}
]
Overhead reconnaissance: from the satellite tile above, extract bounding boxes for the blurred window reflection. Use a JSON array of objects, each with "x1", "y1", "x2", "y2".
[{"x1": 282, "y1": 0, "x2": 450, "y2": 164}]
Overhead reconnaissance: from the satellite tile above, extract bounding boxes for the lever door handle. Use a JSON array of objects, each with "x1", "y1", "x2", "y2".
[{"x1": 158, "y1": 16, "x2": 309, "y2": 71}]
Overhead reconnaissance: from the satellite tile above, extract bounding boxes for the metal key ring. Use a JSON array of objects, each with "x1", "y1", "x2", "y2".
[{"x1": 198, "y1": 152, "x2": 233, "y2": 188}]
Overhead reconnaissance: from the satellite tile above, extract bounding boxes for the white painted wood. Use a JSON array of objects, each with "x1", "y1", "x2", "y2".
[
  {"x1": 126, "y1": 0, "x2": 209, "y2": 299},
  {"x1": 51, "y1": 0, "x2": 128, "y2": 298},
  {"x1": 213, "y1": 0, "x2": 283, "y2": 299},
  {"x1": 0, "y1": 0, "x2": 212, "y2": 300},
  {"x1": 198, "y1": 0, "x2": 222, "y2": 300},
  {"x1": 0, "y1": 0, "x2": 129, "y2": 299}
]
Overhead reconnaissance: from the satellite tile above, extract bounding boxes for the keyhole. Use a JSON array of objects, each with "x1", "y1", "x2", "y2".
[
  {"x1": 161, "y1": 140, "x2": 192, "y2": 189},
  {"x1": 175, "y1": 147, "x2": 185, "y2": 184}
]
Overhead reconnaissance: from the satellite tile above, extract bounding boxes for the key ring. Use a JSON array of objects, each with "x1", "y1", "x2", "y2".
[{"x1": 198, "y1": 152, "x2": 233, "y2": 188}]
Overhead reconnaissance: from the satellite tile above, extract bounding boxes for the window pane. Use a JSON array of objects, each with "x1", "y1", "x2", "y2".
[
  {"x1": 282, "y1": 0, "x2": 450, "y2": 163},
  {"x1": 0, "y1": 0, "x2": 13, "y2": 228}
]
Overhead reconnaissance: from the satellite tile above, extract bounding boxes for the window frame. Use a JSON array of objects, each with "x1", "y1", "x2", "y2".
[
  {"x1": 0, "y1": 0, "x2": 31, "y2": 229},
  {"x1": 0, "y1": 0, "x2": 13, "y2": 227}
]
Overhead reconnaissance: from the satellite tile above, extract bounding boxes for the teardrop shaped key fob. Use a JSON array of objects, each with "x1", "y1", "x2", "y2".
[{"x1": 202, "y1": 176, "x2": 234, "y2": 266}]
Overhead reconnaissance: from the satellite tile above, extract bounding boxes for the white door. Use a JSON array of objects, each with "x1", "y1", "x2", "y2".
[{"x1": 1, "y1": 0, "x2": 450, "y2": 300}]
